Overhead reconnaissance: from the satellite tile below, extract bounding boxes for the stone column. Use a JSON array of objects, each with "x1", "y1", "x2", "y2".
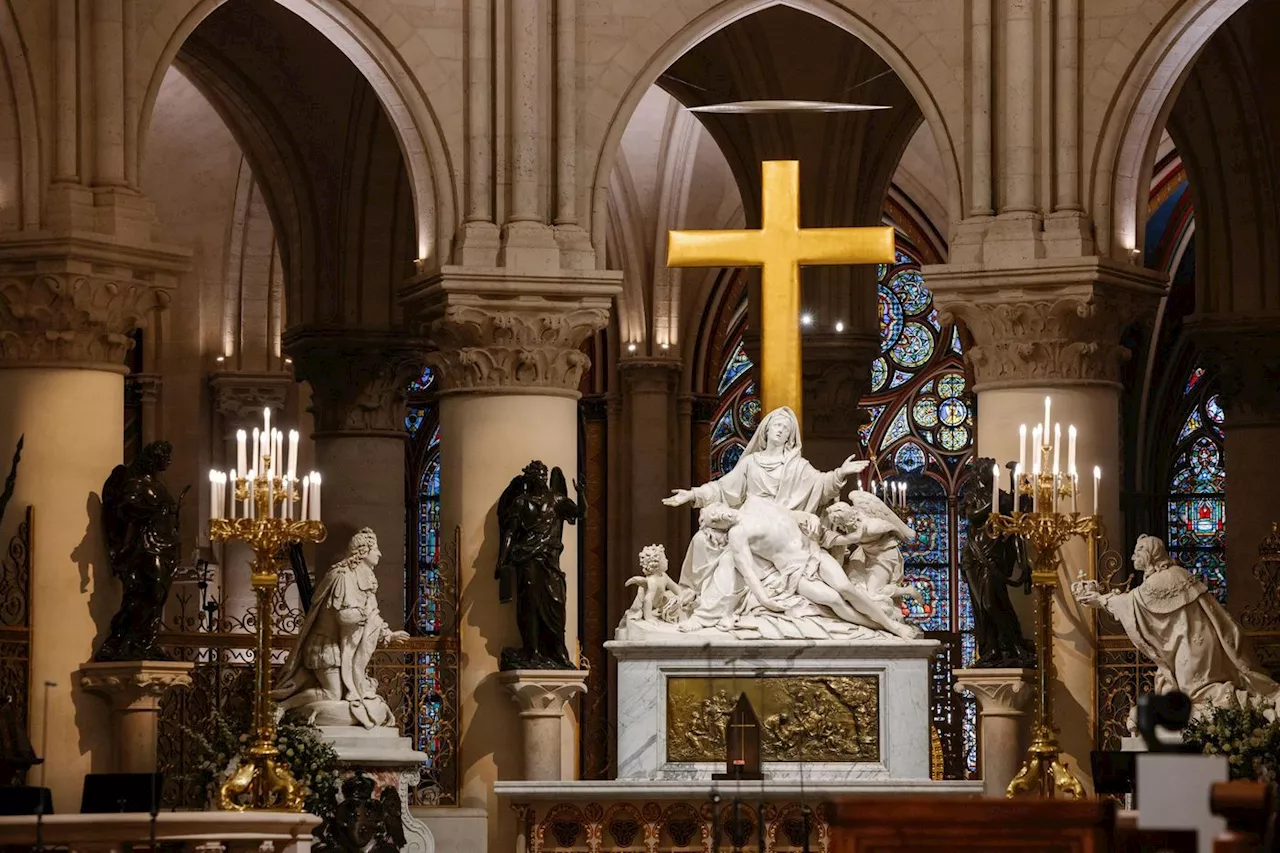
[
  {"x1": 209, "y1": 372, "x2": 293, "y2": 626},
  {"x1": 802, "y1": 333, "x2": 879, "y2": 473},
  {"x1": 953, "y1": 668, "x2": 1035, "y2": 797},
  {"x1": 499, "y1": 670, "x2": 588, "y2": 781},
  {"x1": 403, "y1": 265, "x2": 619, "y2": 848},
  {"x1": 618, "y1": 358, "x2": 680, "y2": 572},
  {"x1": 286, "y1": 331, "x2": 423, "y2": 623},
  {"x1": 0, "y1": 238, "x2": 184, "y2": 810},
  {"x1": 1186, "y1": 315, "x2": 1280, "y2": 614},
  {"x1": 932, "y1": 259, "x2": 1165, "y2": 793},
  {"x1": 79, "y1": 660, "x2": 194, "y2": 774}
]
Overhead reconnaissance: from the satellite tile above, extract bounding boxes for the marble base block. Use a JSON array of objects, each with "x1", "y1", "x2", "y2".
[
  {"x1": 321, "y1": 727, "x2": 435, "y2": 853},
  {"x1": 79, "y1": 660, "x2": 194, "y2": 774},
  {"x1": 607, "y1": 638, "x2": 938, "y2": 781},
  {"x1": 952, "y1": 667, "x2": 1035, "y2": 797}
]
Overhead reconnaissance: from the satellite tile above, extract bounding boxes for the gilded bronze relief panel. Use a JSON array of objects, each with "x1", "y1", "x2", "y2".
[{"x1": 665, "y1": 675, "x2": 879, "y2": 763}]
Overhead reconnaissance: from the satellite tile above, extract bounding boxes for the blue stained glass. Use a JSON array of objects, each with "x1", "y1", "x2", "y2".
[
  {"x1": 961, "y1": 629, "x2": 977, "y2": 666},
  {"x1": 889, "y1": 270, "x2": 931, "y2": 315},
  {"x1": 870, "y1": 358, "x2": 888, "y2": 392},
  {"x1": 1167, "y1": 497, "x2": 1225, "y2": 549},
  {"x1": 938, "y1": 398, "x2": 967, "y2": 427},
  {"x1": 879, "y1": 286, "x2": 905, "y2": 348},
  {"x1": 889, "y1": 369, "x2": 914, "y2": 390},
  {"x1": 938, "y1": 373, "x2": 966, "y2": 399},
  {"x1": 405, "y1": 407, "x2": 426, "y2": 435},
  {"x1": 913, "y1": 397, "x2": 939, "y2": 428},
  {"x1": 920, "y1": 379, "x2": 936, "y2": 394},
  {"x1": 938, "y1": 425, "x2": 970, "y2": 453},
  {"x1": 927, "y1": 308, "x2": 941, "y2": 332},
  {"x1": 951, "y1": 327, "x2": 963, "y2": 355},
  {"x1": 891, "y1": 322, "x2": 935, "y2": 368},
  {"x1": 717, "y1": 342, "x2": 753, "y2": 395},
  {"x1": 880, "y1": 405, "x2": 911, "y2": 449},
  {"x1": 1206, "y1": 394, "x2": 1224, "y2": 424},
  {"x1": 407, "y1": 366, "x2": 435, "y2": 393},
  {"x1": 860, "y1": 404, "x2": 887, "y2": 447},
  {"x1": 739, "y1": 398, "x2": 762, "y2": 430},
  {"x1": 1171, "y1": 437, "x2": 1225, "y2": 493},
  {"x1": 710, "y1": 409, "x2": 736, "y2": 443},
  {"x1": 417, "y1": 456, "x2": 442, "y2": 632},
  {"x1": 1170, "y1": 548, "x2": 1227, "y2": 603},
  {"x1": 717, "y1": 443, "x2": 744, "y2": 476},
  {"x1": 895, "y1": 442, "x2": 926, "y2": 473},
  {"x1": 1178, "y1": 408, "x2": 1202, "y2": 442},
  {"x1": 428, "y1": 423, "x2": 441, "y2": 448},
  {"x1": 962, "y1": 690, "x2": 978, "y2": 775}
]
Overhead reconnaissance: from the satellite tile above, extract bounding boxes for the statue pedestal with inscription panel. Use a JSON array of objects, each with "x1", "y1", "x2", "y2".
[{"x1": 608, "y1": 638, "x2": 939, "y2": 782}]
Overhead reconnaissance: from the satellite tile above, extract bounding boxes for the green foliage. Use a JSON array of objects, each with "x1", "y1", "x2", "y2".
[
  {"x1": 179, "y1": 709, "x2": 340, "y2": 820},
  {"x1": 1182, "y1": 701, "x2": 1280, "y2": 781}
]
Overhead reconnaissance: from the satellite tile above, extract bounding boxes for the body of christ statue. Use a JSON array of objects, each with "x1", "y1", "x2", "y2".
[{"x1": 667, "y1": 159, "x2": 894, "y2": 421}]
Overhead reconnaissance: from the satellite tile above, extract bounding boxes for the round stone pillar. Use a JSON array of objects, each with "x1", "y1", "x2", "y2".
[
  {"x1": 618, "y1": 358, "x2": 680, "y2": 581},
  {"x1": 0, "y1": 254, "x2": 177, "y2": 811},
  {"x1": 287, "y1": 331, "x2": 424, "y2": 623},
  {"x1": 932, "y1": 260, "x2": 1165, "y2": 794},
  {"x1": 1188, "y1": 316, "x2": 1280, "y2": 615},
  {"x1": 802, "y1": 333, "x2": 879, "y2": 473},
  {"x1": 405, "y1": 267, "x2": 618, "y2": 850},
  {"x1": 953, "y1": 668, "x2": 1035, "y2": 797}
]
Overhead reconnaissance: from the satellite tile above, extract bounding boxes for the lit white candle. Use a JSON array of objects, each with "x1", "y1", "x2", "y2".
[
  {"x1": 312, "y1": 472, "x2": 322, "y2": 521},
  {"x1": 247, "y1": 471, "x2": 256, "y2": 519},
  {"x1": 1018, "y1": 424, "x2": 1027, "y2": 474},
  {"x1": 274, "y1": 430, "x2": 283, "y2": 476},
  {"x1": 992, "y1": 463, "x2": 1000, "y2": 513},
  {"x1": 1032, "y1": 425, "x2": 1042, "y2": 475},
  {"x1": 252, "y1": 427, "x2": 260, "y2": 471},
  {"x1": 236, "y1": 429, "x2": 247, "y2": 476},
  {"x1": 902, "y1": 482, "x2": 908, "y2": 509},
  {"x1": 208, "y1": 470, "x2": 219, "y2": 521},
  {"x1": 301, "y1": 474, "x2": 311, "y2": 521},
  {"x1": 1067, "y1": 425, "x2": 1077, "y2": 476},
  {"x1": 1014, "y1": 464, "x2": 1023, "y2": 512},
  {"x1": 281, "y1": 477, "x2": 290, "y2": 520},
  {"x1": 1052, "y1": 423, "x2": 1061, "y2": 475},
  {"x1": 1093, "y1": 466, "x2": 1101, "y2": 516},
  {"x1": 227, "y1": 470, "x2": 235, "y2": 519},
  {"x1": 1043, "y1": 396, "x2": 1051, "y2": 447},
  {"x1": 287, "y1": 430, "x2": 299, "y2": 482},
  {"x1": 263, "y1": 407, "x2": 271, "y2": 445},
  {"x1": 1072, "y1": 470, "x2": 1079, "y2": 515},
  {"x1": 267, "y1": 475, "x2": 274, "y2": 519}
]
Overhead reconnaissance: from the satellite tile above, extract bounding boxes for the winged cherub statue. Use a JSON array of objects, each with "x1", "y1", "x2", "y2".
[{"x1": 495, "y1": 460, "x2": 585, "y2": 670}]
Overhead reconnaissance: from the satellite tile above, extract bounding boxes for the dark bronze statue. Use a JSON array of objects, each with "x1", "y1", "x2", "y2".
[
  {"x1": 95, "y1": 440, "x2": 187, "y2": 662},
  {"x1": 959, "y1": 459, "x2": 1035, "y2": 668},
  {"x1": 0, "y1": 695, "x2": 39, "y2": 786},
  {"x1": 495, "y1": 460, "x2": 584, "y2": 670},
  {"x1": 0, "y1": 436, "x2": 22, "y2": 535},
  {"x1": 319, "y1": 774, "x2": 405, "y2": 853}
]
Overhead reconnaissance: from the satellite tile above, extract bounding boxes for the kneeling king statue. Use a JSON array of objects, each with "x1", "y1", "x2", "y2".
[{"x1": 495, "y1": 460, "x2": 585, "y2": 670}]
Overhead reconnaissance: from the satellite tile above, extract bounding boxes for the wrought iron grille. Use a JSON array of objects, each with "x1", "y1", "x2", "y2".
[{"x1": 0, "y1": 507, "x2": 31, "y2": 743}]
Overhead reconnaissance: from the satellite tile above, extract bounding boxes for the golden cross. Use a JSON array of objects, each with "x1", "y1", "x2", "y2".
[{"x1": 667, "y1": 160, "x2": 894, "y2": 423}]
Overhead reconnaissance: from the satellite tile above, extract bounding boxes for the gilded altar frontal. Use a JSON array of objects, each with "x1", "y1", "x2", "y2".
[{"x1": 665, "y1": 675, "x2": 879, "y2": 763}]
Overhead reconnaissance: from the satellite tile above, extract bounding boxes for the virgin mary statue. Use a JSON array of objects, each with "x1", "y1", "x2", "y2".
[{"x1": 663, "y1": 407, "x2": 917, "y2": 640}]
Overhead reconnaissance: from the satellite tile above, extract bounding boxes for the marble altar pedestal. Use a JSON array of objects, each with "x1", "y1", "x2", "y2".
[
  {"x1": 321, "y1": 727, "x2": 435, "y2": 853},
  {"x1": 79, "y1": 660, "x2": 194, "y2": 774},
  {"x1": 608, "y1": 638, "x2": 938, "y2": 781},
  {"x1": 952, "y1": 667, "x2": 1035, "y2": 797},
  {"x1": 498, "y1": 669, "x2": 588, "y2": 781}
]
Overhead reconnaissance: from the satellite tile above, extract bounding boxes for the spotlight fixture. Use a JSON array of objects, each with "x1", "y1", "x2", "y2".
[
  {"x1": 835, "y1": 321, "x2": 845, "y2": 333},
  {"x1": 800, "y1": 313, "x2": 813, "y2": 327},
  {"x1": 627, "y1": 343, "x2": 638, "y2": 353},
  {"x1": 661, "y1": 342, "x2": 670, "y2": 350}
]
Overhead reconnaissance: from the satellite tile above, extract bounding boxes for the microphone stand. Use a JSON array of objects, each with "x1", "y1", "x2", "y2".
[{"x1": 34, "y1": 680, "x2": 54, "y2": 852}]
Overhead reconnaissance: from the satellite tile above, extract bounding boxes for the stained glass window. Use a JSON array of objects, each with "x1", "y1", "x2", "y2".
[
  {"x1": 1166, "y1": 366, "x2": 1226, "y2": 602},
  {"x1": 708, "y1": 298, "x2": 761, "y2": 479}
]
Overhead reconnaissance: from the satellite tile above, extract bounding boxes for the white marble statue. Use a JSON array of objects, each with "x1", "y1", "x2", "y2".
[
  {"x1": 649, "y1": 406, "x2": 922, "y2": 641},
  {"x1": 273, "y1": 528, "x2": 409, "y2": 728},
  {"x1": 622, "y1": 545, "x2": 695, "y2": 625},
  {"x1": 1072, "y1": 534, "x2": 1280, "y2": 727}
]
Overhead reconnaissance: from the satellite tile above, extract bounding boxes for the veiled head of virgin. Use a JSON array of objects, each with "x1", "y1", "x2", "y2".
[{"x1": 763, "y1": 409, "x2": 796, "y2": 451}]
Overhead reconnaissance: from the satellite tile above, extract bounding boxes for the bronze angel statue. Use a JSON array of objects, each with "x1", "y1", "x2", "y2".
[
  {"x1": 0, "y1": 436, "x2": 22, "y2": 536},
  {"x1": 495, "y1": 460, "x2": 585, "y2": 670}
]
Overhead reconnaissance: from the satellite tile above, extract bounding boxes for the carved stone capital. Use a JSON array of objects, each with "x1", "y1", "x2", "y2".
[
  {"x1": 126, "y1": 372, "x2": 162, "y2": 404},
  {"x1": 618, "y1": 358, "x2": 680, "y2": 396},
  {"x1": 209, "y1": 371, "x2": 293, "y2": 424},
  {"x1": 80, "y1": 660, "x2": 195, "y2": 711},
  {"x1": 952, "y1": 667, "x2": 1036, "y2": 718},
  {"x1": 927, "y1": 259, "x2": 1165, "y2": 390},
  {"x1": 285, "y1": 328, "x2": 426, "y2": 436},
  {"x1": 402, "y1": 267, "x2": 620, "y2": 396},
  {"x1": 1186, "y1": 314, "x2": 1280, "y2": 426},
  {"x1": 802, "y1": 332, "x2": 879, "y2": 438},
  {"x1": 0, "y1": 234, "x2": 187, "y2": 371},
  {"x1": 499, "y1": 669, "x2": 589, "y2": 718}
]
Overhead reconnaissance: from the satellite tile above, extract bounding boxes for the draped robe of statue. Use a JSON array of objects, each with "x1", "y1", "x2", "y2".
[
  {"x1": 677, "y1": 407, "x2": 884, "y2": 639},
  {"x1": 273, "y1": 529, "x2": 397, "y2": 728},
  {"x1": 1094, "y1": 537, "x2": 1280, "y2": 718}
]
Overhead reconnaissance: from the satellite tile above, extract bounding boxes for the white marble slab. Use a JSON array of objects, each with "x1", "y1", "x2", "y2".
[
  {"x1": 494, "y1": 778, "x2": 982, "y2": 799},
  {"x1": 607, "y1": 638, "x2": 939, "y2": 782}
]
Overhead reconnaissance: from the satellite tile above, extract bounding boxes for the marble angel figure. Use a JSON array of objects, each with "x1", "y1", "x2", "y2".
[
  {"x1": 821, "y1": 494, "x2": 922, "y2": 606},
  {"x1": 661, "y1": 406, "x2": 920, "y2": 640}
]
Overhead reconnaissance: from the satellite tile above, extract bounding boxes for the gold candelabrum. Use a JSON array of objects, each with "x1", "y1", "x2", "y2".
[
  {"x1": 207, "y1": 457, "x2": 325, "y2": 811},
  {"x1": 985, "y1": 461, "x2": 1100, "y2": 800}
]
